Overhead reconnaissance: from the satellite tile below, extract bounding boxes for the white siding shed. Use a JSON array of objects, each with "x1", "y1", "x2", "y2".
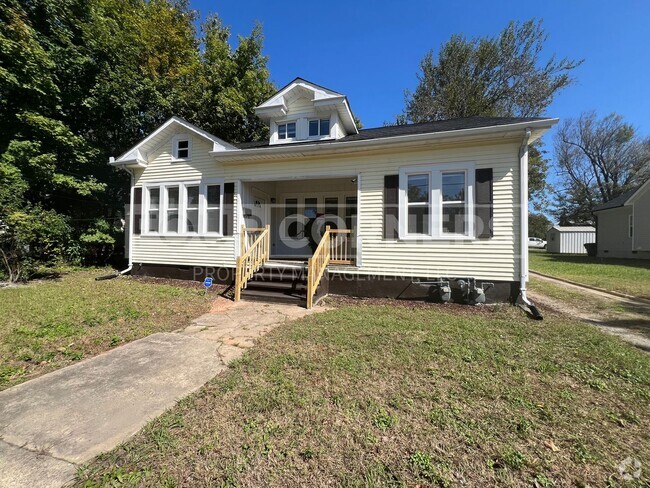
[{"x1": 546, "y1": 226, "x2": 596, "y2": 254}]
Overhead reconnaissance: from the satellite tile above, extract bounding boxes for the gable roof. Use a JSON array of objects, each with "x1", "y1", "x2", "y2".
[
  {"x1": 592, "y1": 180, "x2": 650, "y2": 212},
  {"x1": 235, "y1": 116, "x2": 554, "y2": 150},
  {"x1": 255, "y1": 77, "x2": 358, "y2": 134},
  {"x1": 110, "y1": 116, "x2": 235, "y2": 168}
]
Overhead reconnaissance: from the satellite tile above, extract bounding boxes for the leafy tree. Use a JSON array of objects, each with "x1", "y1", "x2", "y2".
[
  {"x1": 552, "y1": 112, "x2": 650, "y2": 224},
  {"x1": 401, "y1": 19, "x2": 581, "y2": 200},
  {"x1": 192, "y1": 17, "x2": 275, "y2": 143},
  {"x1": 0, "y1": 0, "x2": 275, "y2": 279},
  {"x1": 529, "y1": 213, "x2": 551, "y2": 239}
]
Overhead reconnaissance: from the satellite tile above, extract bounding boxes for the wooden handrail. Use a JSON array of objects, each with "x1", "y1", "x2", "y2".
[
  {"x1": 306, "y1": 226, "x2": 331, "y2": 309},
  {"x1": 234, "y1": 224, "x2": 270, "y2": 302}
]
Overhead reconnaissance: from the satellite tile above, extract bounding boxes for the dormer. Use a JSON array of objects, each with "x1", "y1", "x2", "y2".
[{"x1": 255, "y1": 78, "x2": 358, "y2": 145}]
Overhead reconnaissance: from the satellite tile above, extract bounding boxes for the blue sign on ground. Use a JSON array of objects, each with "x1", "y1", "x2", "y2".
[{"x1": 203, "y1": 277, "x2": 213, "y2": 288}]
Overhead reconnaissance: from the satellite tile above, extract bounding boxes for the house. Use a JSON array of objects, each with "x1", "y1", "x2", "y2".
[
  {"x1": 109, "y1": 78, "x2": 557, "y2": 307},
  {"x1": 593, "y1": 180, "x2": 650, "y2": 259},
  {"x1": 545, "y1": 225, "x2": 596, "y2": 254}
]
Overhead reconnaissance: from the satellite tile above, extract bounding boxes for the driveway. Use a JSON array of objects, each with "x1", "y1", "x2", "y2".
[{"x1": 0, "y1": 298, "x2": 320, "y2": 487}]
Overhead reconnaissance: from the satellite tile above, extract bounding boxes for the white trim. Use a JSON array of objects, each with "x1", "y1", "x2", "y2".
[
  {"x1": 308, "y1": 117, "x2": 332, "y2": 139},
  {"x1": 276, "y1": 121, "x2": 297, "y2": 142},
  {"x1": 171, "y1": 134, "x2": 192, "y2": 162},
  {"x1": 141, "y1": 179, "x2": 223, "y2": 237},
  {"x1": 110, "y1": 116, "x2": 237, "y2": 168},
  {"x1": 398, "y1": 162, "x2": 475, "y2": 241},
  {"x1": 201, "y1": 178, "x2": 225, "y2": 236}
]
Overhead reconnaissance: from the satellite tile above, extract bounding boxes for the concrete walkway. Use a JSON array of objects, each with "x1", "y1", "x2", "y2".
[{"x1": 0, "y1": 298, "x2": 319, "y2": 487}]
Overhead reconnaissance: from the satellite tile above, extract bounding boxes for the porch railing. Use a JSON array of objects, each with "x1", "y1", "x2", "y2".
[
  {"x1": 307, "y1": 227, "x2": 331, "y2": 309},
  {"x1": 329, "y1": 228, "x2": 353, "y2": 265},
  {"x1": 234, "y1": 225, "x2": 270, "y2": 302}
]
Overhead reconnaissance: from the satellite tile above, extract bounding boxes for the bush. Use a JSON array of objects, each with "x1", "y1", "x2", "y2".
[
  {"x1": 0, "y1": 207, "x2": 73, "y2": 282},
  {"x1": 584, "y1": 242, "x2": 596, "y2": 257}
]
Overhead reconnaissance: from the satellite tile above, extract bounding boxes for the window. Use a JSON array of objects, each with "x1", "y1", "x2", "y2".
[
  {"x1": 278, "y1": 122, "x2": 296, "y2": 140},
  {"x1": 629, "y1": 214, "x2": 634, "y2": 238},
  {"x1": 399, "y1": 163, "x2": 475, "y2": 239},
  {"x1": 304, "y1": 197, "x2": 318, "y2": 219},
  {"x1": 324, "y1": 197, "x2": 338, "y2": 216},
  {"x1": 143, "y1": 180, "x2": 223, "y2": 236},
  {"x1": 406, "y1": 174, "x2": 430, "y2": 235},
  {"x1": 285, "y1": 198, "x2": 299, "y2": 238},
  {"x1": 166, "y1": 186, "x2": 180, "y2": 233},
  {"x1": 172, "y1": 136, "x2": 191, "y2": 160},
  {"x1": 205, "y1": 183, "x2": 221, "y2": 234},
  {"x1": 185, "y1": 185, "x2": 199, "y2": 233},
  {"x1": 309, "y1": 118, "x2": 330, "y2": 137},
  {"x1": 147, "y1": 188, "x2": 160, "y2": 233},
  {"x1": 442, "y1": 172, "x2": 466, "y2": 234}
]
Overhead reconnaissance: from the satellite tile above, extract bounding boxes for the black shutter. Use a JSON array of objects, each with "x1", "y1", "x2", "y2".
[
  {"x1": 384, "y1": 174, "x2": 399, "y2": 239},
  {"x1": 223, "y1": 182, "x2": 235, "y2": 236},
  {"x1": 133, "y1": 187, "x2": 142, "y2": 235},
  {"x1": 475, "y1": 168, "x2": 493, "y2": 238}
]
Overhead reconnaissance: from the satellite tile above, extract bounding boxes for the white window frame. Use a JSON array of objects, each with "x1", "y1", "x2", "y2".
[
  {"x1": 142, "y1": 179, "x2": 224, "y2": 237},
  {"x1": 398, "y1": 163, "x2": 475, "y2": 240},
  {"x1": 201, "y1": 178, "x2": 224, "y2": 236},
  {"x1": 277, "y1": 121, "x2": 297, "y2": 141},
  {"x1": 171, "y1": 134, "x2": 192, "y2": 161},
  {"x1": 144, "y1": 186, "x2": 161, "y2": 234},
  {"x1": 308, "y1": 118, "x2": 331, "y2": 138}
]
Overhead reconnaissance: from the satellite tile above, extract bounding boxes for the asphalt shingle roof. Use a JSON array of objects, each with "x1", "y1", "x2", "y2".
[
  {"x1": 593, "y1": 184, "x2": 645, "y2": 212},
  {"x1": 235, "y1": 116, "x2": 549, "y2": 150}
]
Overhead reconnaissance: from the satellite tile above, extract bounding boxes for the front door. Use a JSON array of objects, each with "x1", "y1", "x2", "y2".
[{"x1": 244, "y1": 189, "x2": 268, "y2": 229}]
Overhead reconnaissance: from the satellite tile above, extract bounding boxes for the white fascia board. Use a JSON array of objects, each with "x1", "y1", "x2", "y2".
[
  {"x1": 109, "y1": 157, "x2": 147, "y2": 169},
  {"x1": 254, "y1": 102, "x2": 287, "y2": 120},
  {"x1": 111, "y1": 116, "x2": 237, "y2": 165},
  {"x1": 210, "y1": 119, "x2": 558, "y2": 163}
]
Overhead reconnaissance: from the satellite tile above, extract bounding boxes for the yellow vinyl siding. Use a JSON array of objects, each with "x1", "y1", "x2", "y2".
[{"x1": 132, "y1": 135, "x2": 522, "y2": 280}]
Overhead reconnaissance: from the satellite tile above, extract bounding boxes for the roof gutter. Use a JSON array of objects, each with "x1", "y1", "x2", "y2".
[
  {"x1": 211, "y1": 119, "x2": 558, "y2": 162},
  {"x1": 518, "y1": 128, "x2": 543, "y2": 320}
]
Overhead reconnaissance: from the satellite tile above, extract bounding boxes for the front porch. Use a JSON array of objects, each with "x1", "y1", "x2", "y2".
[
  {"x1": 240, "y1": 177, "x2": 358, "y2": 263},
  {"x1": 236, "y1": 176, "x2": 359, "y2": 307}
]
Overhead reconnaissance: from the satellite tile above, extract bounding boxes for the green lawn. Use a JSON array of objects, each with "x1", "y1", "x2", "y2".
[
  {"x1": 0, "y1": 269, "x2": 215, "y2": 390},
  {"x1": 529, "y1": 250, "x2": 650, "y2": 298},
  {"x1": 76, "y1": 302, "x2": 650, "y2": 487}
]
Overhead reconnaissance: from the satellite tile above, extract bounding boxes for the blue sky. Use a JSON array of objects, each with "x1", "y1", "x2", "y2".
[{"x1": 189, "y1": 0, "x2": 649, "y2": 138}]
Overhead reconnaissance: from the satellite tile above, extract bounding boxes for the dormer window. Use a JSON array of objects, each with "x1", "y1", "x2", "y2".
[
  {"x1": 172, "y1": 135, "x2": 191, "y2": 160},
  {"x1": 278, "y1": 122, "x2": 296, "y2": 140},
  {"x1": 309, "y1": 118, "x2": 330, "y2": 137}
]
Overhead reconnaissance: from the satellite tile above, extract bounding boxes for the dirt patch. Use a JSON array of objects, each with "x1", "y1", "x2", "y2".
[
  {"x1": 528, "y1": 276, "x2": 650, "y2": 351},
  {"x1": 132, "y1": 275, "x2": 228, "y2": 295},
  {"x1": 325, "y1": 294, "x2": 501, "y2": 316}
]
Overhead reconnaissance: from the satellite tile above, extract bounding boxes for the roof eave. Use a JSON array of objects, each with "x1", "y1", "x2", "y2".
[
  {"x1": 210, "y1": 118, "x2": 557, "y2": 162},
  {"x1": 109, "y1": 158, "x2": 147, "y2": 169}
]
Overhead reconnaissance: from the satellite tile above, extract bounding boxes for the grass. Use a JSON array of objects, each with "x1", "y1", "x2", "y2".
[
  {"x1": 0, "y1": 268, "x2": 215, "y2": 390},
  {"x1": 76, "y1": 302, "x2": 650, "y2": 487},
  {"x1": 529, "y1": 250, "x2": 650, "y2": 298}
]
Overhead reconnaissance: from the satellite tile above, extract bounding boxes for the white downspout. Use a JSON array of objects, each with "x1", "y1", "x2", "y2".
[
  {"x1": 519, "y1": 129, "x2": 542, "y2": 319},
  {"x1": 120, "y1": 167, "x2": 135, "y2": 275}
]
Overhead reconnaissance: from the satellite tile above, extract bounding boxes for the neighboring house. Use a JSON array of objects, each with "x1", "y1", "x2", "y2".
[
  {"x1": 109, "y1": 78, "x2": 557, "y2": 306},
  {"x1": 593, "y1": 180, "x2": 650, "y2": 259},
  {"x1": 546, "y1": 226, "x2": 596, "y2": 254}
]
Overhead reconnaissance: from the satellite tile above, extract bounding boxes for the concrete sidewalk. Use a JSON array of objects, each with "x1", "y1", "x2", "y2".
[{"x1": 0, "y1": 299, "x2": 320, "y2": 487}]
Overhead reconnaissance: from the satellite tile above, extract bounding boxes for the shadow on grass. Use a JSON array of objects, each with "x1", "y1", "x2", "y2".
[
  {"x1": 537, "y1": 252, "x2": 650, "y2": 270},
  {"x1": 588, "y1": 318, "x2": 650, "y2": 346}
]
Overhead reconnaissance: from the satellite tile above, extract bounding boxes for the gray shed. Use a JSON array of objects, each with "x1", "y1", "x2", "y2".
[{"x1": 546, "y1": 226, "x2": 596, "y2": 254}]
